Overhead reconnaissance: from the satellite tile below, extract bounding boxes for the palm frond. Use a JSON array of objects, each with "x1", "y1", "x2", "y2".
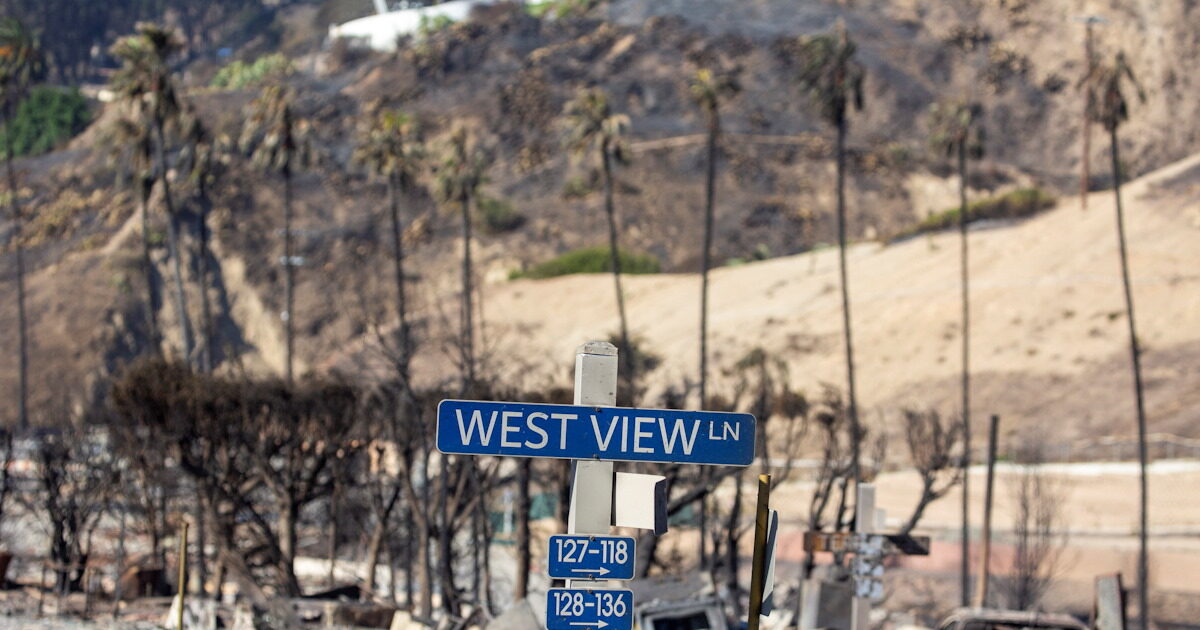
[
  {"x1": 927, "y1": 100, "x2": 985, "y2": 159},
  {"x1": 789, "y1": 20, "x2": 866, "y2": 127},
  {"x1": 0, "y1": 17, "x2": 45, "y2": 104}
]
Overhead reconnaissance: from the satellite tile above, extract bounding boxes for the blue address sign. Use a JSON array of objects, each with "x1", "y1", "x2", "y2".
[
  {"x1": 546, "y1": 588, "x2": 634, "y2": 630},
  {"x1": 436, "y1": 400, "x2": 755, "y2": 466},
  {"x1": 547, "y1": 535, "x2": 636, "y2": 580}
]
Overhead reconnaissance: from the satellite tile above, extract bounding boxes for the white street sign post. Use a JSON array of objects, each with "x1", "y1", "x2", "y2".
[{"x1": 434, "y1": 341, "x2": 758, "y2": 630}]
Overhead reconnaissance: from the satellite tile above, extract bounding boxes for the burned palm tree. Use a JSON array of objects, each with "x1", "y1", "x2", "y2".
[
  {"x1": 563, "y1": 87, "x2": 634, "y2": 385},
  {"x1": 928, "y1": 98, "x2": 984, "y2": 606},
  {"x1": 353, "y1": 109, "x2": 426, "y2": 394},
  {"x1": 790, "y1": 20, "x2": 866, "y2": 487},
  {"x1": 110, "y1": 23, "x2": 194, "y2": 366},
  {"x1": 353, "y1": 111, "x2": 429, "y2": 599},
  {"x1": 689, "y1": 68, "x2": 738, "y2": 409},
  {"x1": 0, "y1": 17, "x2": 43, "y2": 430},
  {"x1": 1084, "y1": 50, "x2": 1150, "y2": 629},
  {"x1": 178, "y1": 112, "x2": 229, "y2": 374},
  {"x1": 688, "y1": 68, "x2": 738, "y2": 571},
  {"x1": 433, "y1": 126, "x2": 486, "y2": 391},
  {"x1": 103, "y1": 113, "x2": 163, "y2": 358},
  {"x1": 239, "y1": 84, "x2": 314, "y2": 383}
]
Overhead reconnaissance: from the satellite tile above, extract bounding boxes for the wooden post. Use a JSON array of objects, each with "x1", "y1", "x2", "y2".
[
  {"x1": 177, "y1": 521, "x2": 189, "y2": 630},
  {"x1": 747, "y1": 474, "x2": 772, "y2": 630},
  {"x1": 973, "y1": 415, "x2": 999, "y2": 608}
]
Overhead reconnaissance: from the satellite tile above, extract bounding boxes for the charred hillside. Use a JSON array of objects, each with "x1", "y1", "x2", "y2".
[{"x1": 1, "y1": 0, "x2": 1197, "y2": 422}]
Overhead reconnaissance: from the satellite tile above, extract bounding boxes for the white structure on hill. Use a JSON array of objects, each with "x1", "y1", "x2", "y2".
[{"x1": 328, "y1": 0, "x2": 498, "y2": 52}]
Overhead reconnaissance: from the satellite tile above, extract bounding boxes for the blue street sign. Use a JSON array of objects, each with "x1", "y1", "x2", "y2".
[
  {"x1": 546, "y1": 588, "x2": 634, "y2": 630},
  {"x1": 547, "y1": 535, "x2": 636, "y2": 580},
  {"x1": 436, "y1": 400, "x2": 755, "y2": 466}
]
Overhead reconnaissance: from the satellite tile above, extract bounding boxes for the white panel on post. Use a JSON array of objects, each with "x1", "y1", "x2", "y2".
[
  {"x1": 568, "y1": 460, "x2": 615, "y2": 535},
  {"x1": 851, "y1": 483, "x2": 876, "y2": 630},
  {"x1": 567, "y1": 342, "x2": 618, "y2": 536},
  {"x1": 612, "y1": 472, "x2": 667, "y2": 534},
  {"x1": 760, "y1": 510, "x2": 780, "y2": 616},
  {"x1": 573, "y1": 341, "x2": 618, "y2": 406}
]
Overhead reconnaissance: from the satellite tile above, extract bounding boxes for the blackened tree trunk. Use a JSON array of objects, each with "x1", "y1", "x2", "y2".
[
  {"x1": 724, "y1": 471, "x2": 745, "y2": 617},
  {"x1": 194, "y1": 483, "x2": 207, "y2": 597},
  {"x1": 438, "y1": 457, "x2": 459, "y2": 616},
  {"x1": 514, "y1": 458, "x2": 532, "y2": 599},
  {"x1": 365, "y1": 485, "x2": 400, "y2": 598},
  {"x1": 277, "y1": 497, "x2": 302, "y2": 596},
  {"x1": 1110, "y1": 127, "x2": 1150, "y2": 630},
  {"x1": 327, "y1": 480, "x2": 339, "y2": 588}
]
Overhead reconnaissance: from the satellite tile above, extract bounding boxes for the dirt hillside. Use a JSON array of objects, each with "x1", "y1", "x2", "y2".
[{"x1": 396, "y1": 152, "x2": 1200, "y2": 444}]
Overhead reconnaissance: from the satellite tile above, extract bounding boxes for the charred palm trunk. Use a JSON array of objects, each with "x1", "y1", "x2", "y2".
[
  {"x1": 5, "y1": 122, "x2": 29, "y2": 431},
  {"x1": 388, "y1": 176, "x2": 411, "y2": 392},
  {"x1": 834, "y1": 118, "x2": 861, "y2": 491},
  {"x1": 601, "y1": 141, "x2": 632, "y2": 392},
  {"x1": 698, "y1": 111, "x2": 719, "y2": 568},
  {"x1": 138, "y1": 173, "x2": 162, "y2": 356},
  {"x1": 957, "y1": 140, "x2": 972, "y2": 606},
  {"x1": 699, "y1": 110, "x2": 718, "y2": 410},
  {"x1": 154, "y1": 119, "x2": 194, "y2": 366},
  {"x1": 283, "y1": 163, "x2": 296, "y2": 384},
  {"x1": 460, "y1": 193, "x2": 475, "y2": 391},
  {"x1": 1111, "y1": 127, "x2": 1150, "y2": 630},
  {"x1": 195, "y1": 178, "x2": 214, "y2": 373}
]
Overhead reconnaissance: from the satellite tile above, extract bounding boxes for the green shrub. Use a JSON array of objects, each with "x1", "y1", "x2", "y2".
[
  {"x1": 418, "y1": 14, "x2": 455, "y2": 39},
  {"x1": 561, "y1": 174, "x2": 596, "y2": 199},
  {"x1": 476, "y1": 196, "x2": 526, "y2": 234},
  {"x1": 511, "y1": 246, "x2": 660, "y2": 280},
  {"x1": 525, "y1": 0, "x2": 598, "y2": 18},
  {"x1": 892, "y1": 187, "x2": 1055, "y2": 241},
  {"x1": 0, "y1": 86, "x2": 91, "y2": 158},
  {"x1": 210, "y1": 53, "x2": 294, "y2": 89},
  {"x1": 725, "y1": 243, "x2": 772, "y2": 267}
]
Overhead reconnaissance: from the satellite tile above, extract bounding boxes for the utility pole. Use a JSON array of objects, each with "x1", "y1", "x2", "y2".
[{"x1": 1076, "y1": 15, "x2": 1106, "y2": 210}]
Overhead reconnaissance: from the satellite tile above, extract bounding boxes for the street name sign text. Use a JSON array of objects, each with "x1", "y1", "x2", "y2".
[{"x1": 437, "y1": 400, "x2": 755, "y2": 466}]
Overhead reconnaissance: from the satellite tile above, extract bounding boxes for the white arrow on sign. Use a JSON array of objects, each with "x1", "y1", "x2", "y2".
[
  {"x1": 570, "y1": 567, "x2": 611, "y2": 577},
  {"x1": 569, "y1": 622, "x2": 609, "y2": 628}
]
